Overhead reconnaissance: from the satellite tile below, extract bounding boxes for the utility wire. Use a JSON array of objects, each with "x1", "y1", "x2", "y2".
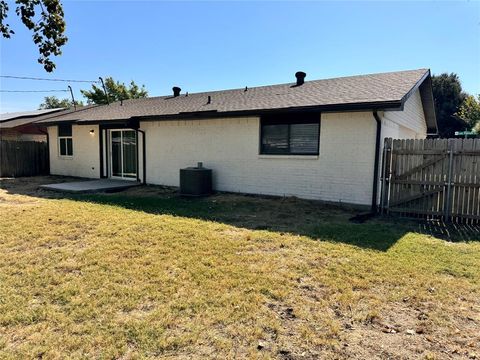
[
  {"x1": 0, "y1": 89, "x2": 69, "y2": 92},
  {"x1": 1, "y1": 75, "x2": 99, "y2": 83}
]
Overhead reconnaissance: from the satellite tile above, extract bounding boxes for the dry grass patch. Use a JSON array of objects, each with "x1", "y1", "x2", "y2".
[{"x1": 0, "y1": 177, "x2": 479, "y2": 359}]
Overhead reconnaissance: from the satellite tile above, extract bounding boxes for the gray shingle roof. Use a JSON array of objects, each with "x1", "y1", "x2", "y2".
[
  {"x1": 0, "y1": 107, "x2": 92, "y2": 129},
  {"x1": 38, "y1": 69, "x2": 431, "y2": 124},
  {"x1": 0, "y1": 108, "x2": 63, "y2": 123}
]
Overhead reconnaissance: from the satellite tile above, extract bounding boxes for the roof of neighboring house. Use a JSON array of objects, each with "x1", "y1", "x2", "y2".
[
  {"x1": 37, "y1": 69, "x2": 437, "y2": 132},
  {"x1": 0, "y1": 107, "x2": 91, "y2": 129},
  {"x1": 0, "y1": 117, "x2": 44, "y2": 130},
  {"x1": 0, "y1": 108, "x2": 64, "y2": 122}
]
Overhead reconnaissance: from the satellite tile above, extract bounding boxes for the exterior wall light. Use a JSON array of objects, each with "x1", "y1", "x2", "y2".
[{"x1": 90, "y1": 129, "x2": 95, "y2": 135}]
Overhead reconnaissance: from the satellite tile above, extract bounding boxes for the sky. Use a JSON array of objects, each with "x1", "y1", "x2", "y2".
[{"x1": 1, "y1": 0, "x2": 479, "y2": 113}]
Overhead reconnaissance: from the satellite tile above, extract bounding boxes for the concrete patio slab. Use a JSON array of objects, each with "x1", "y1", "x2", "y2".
[{"x1": 40, "y1": 179, "x2": 140, "y2": 193}]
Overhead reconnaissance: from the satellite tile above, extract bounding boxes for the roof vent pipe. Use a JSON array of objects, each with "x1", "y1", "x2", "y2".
[
  {"x1": 295, "y1": 71, "x2": 306, "y2": 86},
  {"x1": 172, "y1": 87, "x2": 181, "y2": 97}
]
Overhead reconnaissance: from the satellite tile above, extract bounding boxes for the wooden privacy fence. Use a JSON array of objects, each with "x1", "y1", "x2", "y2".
[
  {"x1": 380, "y1": 138, "x2": 480, "y2": 224},
  {"x1": 0, "y1": 140, "x2": 49, "y2": 177}
]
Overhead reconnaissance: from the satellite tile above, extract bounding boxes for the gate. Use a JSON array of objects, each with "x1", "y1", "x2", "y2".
[
  {"x1": 0, "y1": 140, "x2": 49, "y2": 177},
  {"x1": 380, "y1": 138, "x2": 480, "y2": 224}
]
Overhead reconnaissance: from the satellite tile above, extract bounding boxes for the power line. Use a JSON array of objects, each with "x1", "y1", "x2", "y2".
[
  {"x1": 0, "y1": 89, "x2": 69, "y2": 93},
  {"x1": 0, "y1": 75, "x2": 99, "y2": 83}
]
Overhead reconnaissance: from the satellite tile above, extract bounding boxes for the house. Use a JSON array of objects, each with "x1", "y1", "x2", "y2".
[
  {"x1": 0, "y1": 108, "x2": 66, "y2": 142},
  {"x1": 38, "y1": 69, "x2": 437, "y2": 207}
]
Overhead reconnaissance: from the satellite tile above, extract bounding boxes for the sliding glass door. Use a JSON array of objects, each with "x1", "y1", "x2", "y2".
[{"x1": 110, "y1": 130, "x2": 137, "y2": 180}]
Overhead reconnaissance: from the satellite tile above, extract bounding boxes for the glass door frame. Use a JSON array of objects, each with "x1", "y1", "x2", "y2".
[{"x1": 108, "y1": 129, "x2": 138, "y2": 181}]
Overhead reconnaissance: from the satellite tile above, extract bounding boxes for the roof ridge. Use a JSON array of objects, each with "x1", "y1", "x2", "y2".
[{"x1": 120, "y1": 68, "x2": 429, "y2": 103}]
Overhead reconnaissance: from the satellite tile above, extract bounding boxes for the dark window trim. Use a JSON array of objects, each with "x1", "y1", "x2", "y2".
[
  {"x1": 259, "y1": 112, "x2": 321, "y2": 156},
  {"x1": 58, "y1": 123, "x2": 72, "y2": 137}
]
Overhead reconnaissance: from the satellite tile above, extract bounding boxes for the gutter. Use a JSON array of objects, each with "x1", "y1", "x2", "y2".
[
  {"x1": 371, "y1": 111, "x2": 382, "y2": 212},
  {"x1": 36, "y1": 100, "x2": 404, "y2": 126},
  {"x1": 132, "y1": 101, "x2": 403, "y2": 123}
]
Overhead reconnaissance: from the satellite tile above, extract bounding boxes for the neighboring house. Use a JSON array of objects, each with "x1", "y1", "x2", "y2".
[
  {"x1": 0, "y1": 108, "x2": 65, "y2": 142},
  {"x1": 38, "y1": 69, "x2": 437, "y2": 207}
]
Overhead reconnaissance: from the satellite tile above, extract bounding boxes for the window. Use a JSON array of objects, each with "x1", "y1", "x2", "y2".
[
  {"x1": 260, "y1": 112, "x2": 320, "y2": 155},
  {"x1": 58, "y1": 124, "x2": 73, "y2": 156}
]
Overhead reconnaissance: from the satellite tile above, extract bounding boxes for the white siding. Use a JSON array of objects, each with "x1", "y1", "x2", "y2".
[
  {"x1": 142, "y1": 112, "x2": 376, "y2": 205},
  {"x1": 382, "y1": 89, "x2": 427, "y2": 138},
  {"x1": 48, "y1": 124, "x2": 100, "y2": 179}
]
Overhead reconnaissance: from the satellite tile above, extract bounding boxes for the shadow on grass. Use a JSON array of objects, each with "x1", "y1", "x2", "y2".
[
  {"x1": 64, "y1": 191, "x2": 407, "y2": 252},
  {"x1": 6, "y1": 176, "x2": 472, "y2": 251}
]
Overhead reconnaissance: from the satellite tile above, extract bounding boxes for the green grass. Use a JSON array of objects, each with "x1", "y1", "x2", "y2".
[{"x1": 0, "y1": 179, "x2": 479, "y2": 359}]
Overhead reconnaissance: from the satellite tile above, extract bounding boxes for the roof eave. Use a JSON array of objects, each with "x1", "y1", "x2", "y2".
[
  {"x1": 40, "y1": 100, "x2": 404, "y2": 125},
  {"x1": 133, "y1": 100, "x2": 404, "y2": 122},
  {"x1": 399, "y1": 69, "x2": 438, "y2": 133}
]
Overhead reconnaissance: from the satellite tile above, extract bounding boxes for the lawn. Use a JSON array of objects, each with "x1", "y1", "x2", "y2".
[{"x1": 0, "y1": 177, "x2": 479, "y2": 359}]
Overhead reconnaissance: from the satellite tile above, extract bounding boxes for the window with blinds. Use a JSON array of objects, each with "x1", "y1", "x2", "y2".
[{"x1": 260, "y1": 112, "x2": 320, "y2": 155}]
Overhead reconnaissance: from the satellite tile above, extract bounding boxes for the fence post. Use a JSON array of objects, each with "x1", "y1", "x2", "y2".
[
  {"x1": 444, "y1": 141, "x2": 454, "y2": 222},
  {"x1": 386, "y1": 139, "x2": 394, "y2": 215},
  {"x1": 13, "y1": 142, "x2": 18, "y2": 177},
  {"x1": 380, "y1": 138, "x2": 391, "y2": 214}
]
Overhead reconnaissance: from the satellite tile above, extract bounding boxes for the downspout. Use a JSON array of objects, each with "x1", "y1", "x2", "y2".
[
  {"x1": 99, "y1": 127, "x2": 104, "y2": 178},
  {"x1": 135, "y1": 129, "x2": 140, "y2": 182},
  {"x1": 137, "y1": 129, "x2": 146, "y2": 184},
  {"x1": 371, "y1": 111, "x2": 382, "y2": 212}
]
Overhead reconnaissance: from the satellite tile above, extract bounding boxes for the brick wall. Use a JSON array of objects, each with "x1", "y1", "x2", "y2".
[
  {"x1": 48, "y1": 124, "x2": 100, "y2": 179},
  {"x1": 142, "y1": 111, "x2": 377, "y2": 205}
]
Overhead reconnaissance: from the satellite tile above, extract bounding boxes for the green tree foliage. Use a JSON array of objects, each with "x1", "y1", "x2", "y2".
[
  {"x1": 38, "y1": 95, "x2": 83, "y2": 109},
  {"x1": 81, "y1": 77, "x2": 148, "y2": 105},
  {"x1": 432, "y1": 73, "x2": 467, "y2": 138},
  {"x1": 0, "y1": 0, "x2": 68, "y2": 72},
  {"x1": 457, "y1": 94, "x2": 480, "y2": 131}
]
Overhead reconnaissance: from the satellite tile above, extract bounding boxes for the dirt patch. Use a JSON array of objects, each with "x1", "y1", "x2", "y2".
[{"x1": 338, "y1": 303, "x2": 479, "y2": 359}]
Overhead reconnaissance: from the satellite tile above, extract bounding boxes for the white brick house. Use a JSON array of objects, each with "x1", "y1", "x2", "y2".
[{"x1": 39, "y1": 69, "x2": 437, "y2": 207}]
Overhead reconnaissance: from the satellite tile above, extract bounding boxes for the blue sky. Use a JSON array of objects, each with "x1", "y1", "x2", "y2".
[{"x1": 1, "y1": 1, "x2": 479, "y2": 112}]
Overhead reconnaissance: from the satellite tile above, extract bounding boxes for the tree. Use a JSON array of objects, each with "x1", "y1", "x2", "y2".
[
  {"x1": 38, "y1": 95, "x2": 83, "y2": 109},
  {"x1": 457, "y1": 94, "x2": 480, "y2": 130},
  {"x1": 0, "y1": 0, "x2": 68, "y2": 72},
  {"x1": 432, "y1": 73, "x2": 467, "y2": 138},
  {"x1": 81, "y1": 77, "x2": 148, "y2": 105}
]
